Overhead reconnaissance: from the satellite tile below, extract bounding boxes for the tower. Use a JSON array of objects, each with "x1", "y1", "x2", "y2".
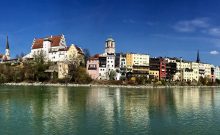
[
  {"x1": 105, "y1": 37, "x2": 115, "y2": 55},
  {"x1": 196, "y1": 50, "x2": 200, "y2": 63},
  {"x1": 5, "y1": 36, "x2": 10, "y2": 60}
]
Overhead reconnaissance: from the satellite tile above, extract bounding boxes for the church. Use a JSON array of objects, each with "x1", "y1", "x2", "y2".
[
  {"x1": 0, "y1": 36, "x2": 10, "y2": 61},
  {"x1": 24, "y1": 34, "x2": 84, "y2": 63}
]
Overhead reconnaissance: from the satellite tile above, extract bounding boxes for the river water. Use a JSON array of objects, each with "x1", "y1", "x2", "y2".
[{"x1": 0, "y1": 86, "x2": 220, "y2": 135}]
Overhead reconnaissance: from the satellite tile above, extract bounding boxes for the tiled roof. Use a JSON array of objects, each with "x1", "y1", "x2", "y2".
[
  {"x1": 32, "y1": 35, "x2": 62, "y2": 49},
  {"x1": 32, "y1": 39, "x2": 44, "y2": 49},
  {"x1": 89, "y1": 54, "x2": 99, "y2": 60},
  {"x1": 51, "y1": 36, "x2": 62, "y2": 47}
]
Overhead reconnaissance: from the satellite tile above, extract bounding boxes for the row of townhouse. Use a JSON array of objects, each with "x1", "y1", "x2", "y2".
[
  {"x1": 167, "y1": 58, "x2": 215, "y2": 82},
  {"x1": 86, "y1": 38, "x2": 219, "y2": 82},
  {"x1": 149, "y1": 57, "x2": 216, "y2": 82},
  {"x1": 86, "y1": 37, "x2": 150, "y2": 80}
]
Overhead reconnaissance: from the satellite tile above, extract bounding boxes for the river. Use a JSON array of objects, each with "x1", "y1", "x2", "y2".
[{"x1": 0, "y1": 86, "x2": 220, "y2": 135}]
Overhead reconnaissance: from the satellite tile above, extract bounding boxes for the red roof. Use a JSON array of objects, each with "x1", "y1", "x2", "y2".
[
  {"x1": 32, "y1": 35, "x2": 63, "y2": 49},
  {"x1": 89, "y1": 54, "x2": 99, "y2": 60}
]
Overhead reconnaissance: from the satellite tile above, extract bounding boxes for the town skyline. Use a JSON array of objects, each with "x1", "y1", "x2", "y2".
[{"x1": 0, "y1": 0, "x2": 220, "y2": 65}]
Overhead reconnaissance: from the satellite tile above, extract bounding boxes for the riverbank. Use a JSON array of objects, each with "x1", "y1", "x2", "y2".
[{"x1": 2, "y1": 82, "x2": 220, "y2": 89}]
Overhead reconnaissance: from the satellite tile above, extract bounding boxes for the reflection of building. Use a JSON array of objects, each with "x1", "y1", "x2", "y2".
[
  {"x1": 57, "y1": 87, "x2": 68, "y2": 106},
  {"x1": 173, "y1": 87, "x2": 215, "y2": 115}
]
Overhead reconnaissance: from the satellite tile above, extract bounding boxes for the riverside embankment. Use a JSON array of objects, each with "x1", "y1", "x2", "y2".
[{"x1": 3, "y1": 82, "x2": 220, "y2": 89}]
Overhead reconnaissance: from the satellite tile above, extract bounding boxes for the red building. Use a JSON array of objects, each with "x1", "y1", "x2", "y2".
[
  {"x1": 159, "y1": 59, "x2": 166, "y2": 80},
  {"x1": 150, "y1": 57, "x2": 166, "y2": 80}
]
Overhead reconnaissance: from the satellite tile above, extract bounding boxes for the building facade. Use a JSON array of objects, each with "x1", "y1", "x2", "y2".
[
  {"x1": 150, "y1": 57, "x2": 166, "y2": 80},
  {"x1": 87, "y1": 54, "x2": 100, "y2": 80},
  {"x1": 126, "y1": 53, "x2": 150, "y2": 75},
  {"x1": 24, "y1": 35, "x2": 84, "y2": 63}
]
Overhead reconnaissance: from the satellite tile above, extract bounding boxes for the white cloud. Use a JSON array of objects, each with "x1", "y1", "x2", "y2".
[
  {"x1": 210, "y1": 50, "x2": 219, "y2": 55},
  {"x1": 208, "y1": 28, "x2": 220, "y2": 37},
  {"x1": 173, "y1": 18, "x2": 210, "y2": 32}
]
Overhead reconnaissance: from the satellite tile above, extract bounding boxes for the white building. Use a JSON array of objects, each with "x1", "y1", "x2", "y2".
[
  {"x1": 24, "y1": 35, "x2": 84, "y2": 63},
  {"x1": 97, "y1": 38, "x2": 117, "y2": 80},
  {"x1": 215, "y1": 66, "x2": 220, "y2": 80}
]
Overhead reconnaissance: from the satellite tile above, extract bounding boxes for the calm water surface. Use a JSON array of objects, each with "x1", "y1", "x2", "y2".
[{"x1": 0, "y1": 86, "x2": 220, "y2": 135}]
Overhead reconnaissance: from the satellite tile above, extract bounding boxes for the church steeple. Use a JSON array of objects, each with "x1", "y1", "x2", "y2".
[
  {"x1": 5, "y1": 36, "x2": 10, "y2": 60},
  {"x1": 196, "y1": 50, "x2": 200, "y2": 63},
  {"x1": 6, "y1": 36, "x2": 9, "y2": 49},
  {"x1": 105, "y1": 37, "x2": 115, "y2": 55}
]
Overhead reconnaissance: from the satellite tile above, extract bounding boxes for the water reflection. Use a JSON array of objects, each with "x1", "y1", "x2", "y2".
[{"x1": 0, "y1": 86, "x2": 220, "y2": 135}]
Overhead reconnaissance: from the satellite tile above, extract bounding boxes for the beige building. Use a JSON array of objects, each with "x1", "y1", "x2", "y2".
[
  {"x1": 57, "y1": 62, "x2": 69, "y2": 79},
  {"x1": 203, "y1": 63, "x2": 212, "y2": 78},
  {"x1": 182, "y1": 68, "x2": 194, "y2": 81},
  {"x1": 174, "y1": 61, "x2": 199, "y2": 81},
  {"x1": 190, "y1": 62, "x2": 199, "y2": 81}
]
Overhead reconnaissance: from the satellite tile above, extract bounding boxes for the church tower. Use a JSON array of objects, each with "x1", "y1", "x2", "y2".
[
  {"x1": 196, "y1": 50, "x2": 200, "y2": 63},
  {"x1": 105, "y1": 37, "x2": 115, "y2": 55},
  {"x1": 5, "y1": 36, "x2": 10, "y2": 60}
]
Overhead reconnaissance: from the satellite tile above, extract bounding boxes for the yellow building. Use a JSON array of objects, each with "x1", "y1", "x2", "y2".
[
  {"x1": 126, "y1": 53, "x2": 133, "y2": 70},
  {"x1": 67, "y1": 44, "x2": 84, "y2": 65},
  {"x1": 149, "y1": 70, "x2": 159, "y2": 80}
]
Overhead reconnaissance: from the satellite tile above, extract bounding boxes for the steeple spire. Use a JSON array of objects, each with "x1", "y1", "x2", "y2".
[
  {"x1": 5, "y1": 36, "x2": 10, "y2": 60},
  {"x1": 196, "y1": 50, "x2": 200, "y2": 63},
  {"x1": 6, "y1": 36, "x2": 9, "y2": 49}
]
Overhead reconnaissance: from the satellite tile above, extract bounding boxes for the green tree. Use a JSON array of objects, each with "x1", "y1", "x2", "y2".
[{"x1": 109, "y1": 70, "x2": 116, "y2": 80}]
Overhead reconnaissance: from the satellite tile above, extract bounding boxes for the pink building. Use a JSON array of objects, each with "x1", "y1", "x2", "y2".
[{"x1": 87, "y1": 54, "x2": 99, "y2": 80}]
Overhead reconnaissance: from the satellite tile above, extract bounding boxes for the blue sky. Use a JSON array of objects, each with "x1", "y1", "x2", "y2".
[{"x1": 1, "y1": 0, "x2": 220, "y2": 65}]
